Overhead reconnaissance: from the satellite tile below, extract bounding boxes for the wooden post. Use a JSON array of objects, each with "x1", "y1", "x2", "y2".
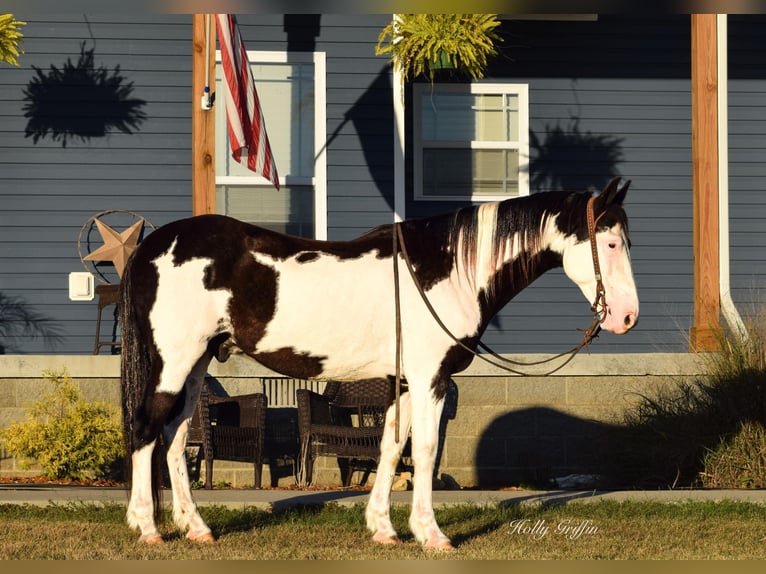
[
  {"x1": 689, "y1": 14, "x2": 721, "y2": 352},
  {"x1": 192, "y1": 14, "x2": 216, "y2": 215}
]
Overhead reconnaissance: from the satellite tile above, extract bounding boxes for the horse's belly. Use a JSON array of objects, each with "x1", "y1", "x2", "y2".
[{"x1": 253, "y1": 313, "x2": 395, "y2": 381}]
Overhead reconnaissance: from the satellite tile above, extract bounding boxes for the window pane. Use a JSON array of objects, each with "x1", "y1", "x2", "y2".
[
  {"x1": 421, "y1": 93, "x2": 510, "y2": 142},
  {"x1": 423, "y1": 149, "x2": 472, "y2": 196},
  {"x1": 474, "y1": 94, "x2": 504, "y2": 141},
  {"x1": 506, "y1": 94, "x2": 519, "y2": 140},
  {"x1": 423, "y1": 149, "x2": 519, "y2": 197},
  {"x1": 421, "y1": 93, "x2": 473, "y2": 141},
  {"x1": 216, "y1": 62, "x2": 314, "y2": 179},
  {"x1": 216, "y1": 184, "x2": 314, "y2": 237}
]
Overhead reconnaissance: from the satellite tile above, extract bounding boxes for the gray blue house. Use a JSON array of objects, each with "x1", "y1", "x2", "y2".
[
  {"x1": 1, "y1": 13, "x2": 764, "y2": 356},
  {"x1": 2, "y1": 12, "x2": 766, "y2": 487}
]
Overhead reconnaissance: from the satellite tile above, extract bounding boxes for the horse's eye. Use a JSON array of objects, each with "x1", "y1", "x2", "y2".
[{"x1": 608, "y1": 242, "x2": 617, "y2": 249}]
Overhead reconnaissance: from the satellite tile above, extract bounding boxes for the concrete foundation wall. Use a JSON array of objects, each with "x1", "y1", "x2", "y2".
[{"x1": 0, "y1": 353, "x2": 708, "y2": 488}]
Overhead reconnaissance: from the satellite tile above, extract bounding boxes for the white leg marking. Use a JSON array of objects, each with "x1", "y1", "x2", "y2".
[
  {"x1": 127, "y1": 441, "x2": 163, "y2": 543},
  {"x1": 366, "y1": 392, "x2": 412, "y2": 544},
  {"x1": 165, "y1": 355, "x2": 214, "y2": 542},
  {"x1": 165, "y1": 417, "x2": 213, "y2": 542},
  {"x1": 408, "y1": 389, "x2": 452, "y2": 550}
]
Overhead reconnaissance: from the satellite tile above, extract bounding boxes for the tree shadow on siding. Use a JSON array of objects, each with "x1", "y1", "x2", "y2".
[
  {"x1": 530, "y1": 117, "x2": 624, "y2": 193},
  {"x1": 0, "y1": 292, "x2": 63, "y2": 354},
  {"x1": 22, "y1": 41, "x2": 146, "y2": 147}
]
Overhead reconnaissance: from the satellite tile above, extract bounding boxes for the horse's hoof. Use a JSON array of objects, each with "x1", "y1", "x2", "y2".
[
  {"x1": 424, "y1": 539, "x2": 454, "y2": 551},
  {"x1": 372, "y1": 532, "x2": 399, "y2": 545},
  {"x1": 139, "y1": 534, "x2": 164, "y2": 544},
  {"x1": 187, "y1": 531, "x2": 216, "y2": 543}
]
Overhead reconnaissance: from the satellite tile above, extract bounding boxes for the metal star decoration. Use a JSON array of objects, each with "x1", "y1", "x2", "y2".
[{"x1": 83, "y1": 217, "x2": 144, "y2": 278}]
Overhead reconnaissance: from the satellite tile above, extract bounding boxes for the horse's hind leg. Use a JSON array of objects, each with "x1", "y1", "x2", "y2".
[
  {"x1": 163, "y1": 351, "x2": 215, "y2": 542},
  {"x1": 366, "y1": 392, "x2": 412, "y2": 544},
  {"x1": 127, "y1": 438, "x2": 163, "y2": 543},
  {"x1": 127, "y1": 343, "x2": 211, "y2": 543}
]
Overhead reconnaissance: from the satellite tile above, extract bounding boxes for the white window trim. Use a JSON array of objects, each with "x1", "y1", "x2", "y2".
[
  {"x1": 215, "y1": 50, "x2": 328, "y2": 240},
  {"x1": 413, "y1": 82, "x2": 529, "y2": 202}
]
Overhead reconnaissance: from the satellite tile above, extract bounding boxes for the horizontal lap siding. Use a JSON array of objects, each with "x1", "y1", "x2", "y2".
[
  {"x1": 728, "y1": 16, "x2": 766, "y2": 314},
  {"x1": 2, "y1": 14, "x2": 396, "y2": 354},
  {"x1": 5, "y1": 15, "x2": 763, "y2": 357},
  {"x1": 237, "y1": 15, "x2": 395, "y2": 241},
  {"x1": 408, "y1": 16, "x2": 693, "y2": 353},
  {"x1": 0, "y1": 14, "x2": 192, "y2": 354}
]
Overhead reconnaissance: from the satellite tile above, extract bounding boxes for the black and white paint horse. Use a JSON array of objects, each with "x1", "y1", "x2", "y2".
[{"x1": 120, "y1": 177, "x2": 638, "y2": 549}]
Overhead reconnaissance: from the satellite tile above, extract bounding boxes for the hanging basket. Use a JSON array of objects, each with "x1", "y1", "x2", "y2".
[
  {"x1": 431, "y1": 49, "x2": 455, "y2": 71},
  {"x1": 375, "y1": 14, "x2": 502, "y2": 83}
]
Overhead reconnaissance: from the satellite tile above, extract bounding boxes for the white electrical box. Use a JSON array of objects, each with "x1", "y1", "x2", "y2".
[{"x1": 69, "y1": 272, "x2": 95, "y2": 301}]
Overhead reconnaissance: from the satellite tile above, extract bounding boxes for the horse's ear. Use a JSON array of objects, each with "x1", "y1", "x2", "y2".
[
  {"x1": 597, "y1": 177, "x2": 630, "y2": 208},
  {"x1": 613, "y1": 178, "x2": 630, "y2": 205}
]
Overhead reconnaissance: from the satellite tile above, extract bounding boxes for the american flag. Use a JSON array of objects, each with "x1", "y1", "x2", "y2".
[{"x1": 215, "y1": 14, "x2": 280, "y2": 190}]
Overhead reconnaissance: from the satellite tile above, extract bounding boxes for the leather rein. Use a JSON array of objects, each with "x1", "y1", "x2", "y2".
[{"x1": 391, "y1": 196, "x2": 608, "y2": 441}]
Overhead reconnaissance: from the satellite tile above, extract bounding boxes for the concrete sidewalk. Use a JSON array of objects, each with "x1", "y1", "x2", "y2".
[{"x1": 2, "y1": 484, "x2": 766, "y2": 509}]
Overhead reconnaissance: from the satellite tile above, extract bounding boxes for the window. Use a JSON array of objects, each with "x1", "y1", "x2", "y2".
[
  {"x1": 215, "y1": 51, "x2": 326, "y2": 239},
  {"x1": 414, "y1": 83, "x2": 529, "y2": 201}
]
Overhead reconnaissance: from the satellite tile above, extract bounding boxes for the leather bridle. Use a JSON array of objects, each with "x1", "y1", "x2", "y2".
[
  {"x1": 390, "y1": 196, "x2": 611, "y2": 441},
  {"x1": 586, "y1": 194, "x2": 608, "y2": 326}
]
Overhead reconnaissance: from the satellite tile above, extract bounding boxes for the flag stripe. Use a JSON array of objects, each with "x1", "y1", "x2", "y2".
[{"x1": 215, "y1": 14, "x2": 280, "y2": 190}]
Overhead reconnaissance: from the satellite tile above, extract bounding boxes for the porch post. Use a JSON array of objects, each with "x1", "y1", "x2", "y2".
[
  {"x1": 689, "y1": 14, "x2": 721, "y2": 352},
  {"x1": 192, "y1": 14, "x2": 216, "y2": 215}
]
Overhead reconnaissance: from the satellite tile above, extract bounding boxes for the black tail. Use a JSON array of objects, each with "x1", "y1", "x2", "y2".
[{"x1": 119, "y1": 252, "x2": 163, "y2": 521}]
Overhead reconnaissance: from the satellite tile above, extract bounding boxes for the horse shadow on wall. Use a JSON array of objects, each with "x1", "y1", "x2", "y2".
[
  {"x1": 475, "y1": 368, "x2": 766, "y2": 489},
  {"x1": 22, "y1": 41, "x2": 147, "y2": 147}
]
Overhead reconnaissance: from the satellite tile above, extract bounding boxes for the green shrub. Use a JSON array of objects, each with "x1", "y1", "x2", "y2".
[
  {"x1": 596, "y1": 318, "x2": 766, "y2": 488},
  {"x1": 0, "y1": 14, "x2": 25, "y2": 67},
  {"x1": 0, "y1": 369, "x2": 124, "y2": 481},
  {"x1": 701, "y1": 420, "x2": 766, "y2": 488}
]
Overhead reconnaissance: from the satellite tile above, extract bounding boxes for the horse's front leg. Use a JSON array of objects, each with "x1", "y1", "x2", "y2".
[
  {"x1": 408, "y1": 386, "x2": 452, "y2": 550},
  {"x1": 366, "y1": 391, "x2": 412, "y2": 544}
]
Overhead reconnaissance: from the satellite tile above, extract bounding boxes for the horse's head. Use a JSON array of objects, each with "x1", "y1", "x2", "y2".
[{"x1": 557, "y1": 178, "x2": 639, "y2": 335}]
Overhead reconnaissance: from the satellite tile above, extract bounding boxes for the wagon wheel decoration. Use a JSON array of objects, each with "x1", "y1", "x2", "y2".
[{"x1": 78, "y1": 210, "x2": 155, "y2": 284}]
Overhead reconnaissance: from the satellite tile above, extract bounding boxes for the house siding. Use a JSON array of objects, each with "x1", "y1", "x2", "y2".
[
  {"x1": 407, "y1": 16, "x2": 695, "y2": 353},
  {"x1": 1, "y1": 14, "x2": 764, "y2": 356},
  {"x1": 0, "y1": 14, "x2": 192, "y2": 354},
  {"x1": 728, "y1": 16, "x2": 766, "y2": 314},
  {"x1": 235, "y1": 14, "x2": 395, "y2": 241}
]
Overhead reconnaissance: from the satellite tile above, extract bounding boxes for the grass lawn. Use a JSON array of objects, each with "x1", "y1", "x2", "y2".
[{"x1": 0, "y1": 499, "x2": 765, "y2": 559}]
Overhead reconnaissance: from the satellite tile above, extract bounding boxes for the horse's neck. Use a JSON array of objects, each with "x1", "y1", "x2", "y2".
[{"x1": 476, "y1": 214, "x2": 564, "y2": 323}]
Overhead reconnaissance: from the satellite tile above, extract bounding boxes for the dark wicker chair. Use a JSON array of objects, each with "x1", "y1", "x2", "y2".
[
  {"x1": 262, "y1": 407, "x2": 301, "y2": 486},
  {"x1": 188, "y1": 380, "x2": 267, "y2": 489},
  {"x1": 296, "y1": 379, "x2": 394, "y2": 486}
]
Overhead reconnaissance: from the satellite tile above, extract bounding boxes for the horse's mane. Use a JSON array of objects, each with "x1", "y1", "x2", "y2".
[{"x1": 446, "y1": 191, "x2": 577, "y2": 295}]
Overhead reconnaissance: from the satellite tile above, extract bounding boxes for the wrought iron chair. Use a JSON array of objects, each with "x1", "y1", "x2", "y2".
[
  {"x1": 188, "y1": 380, "x2": 267, "y2": 489},
  {"x1": 296, "y1": 379, "x2": 394, "y2": 486}
]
